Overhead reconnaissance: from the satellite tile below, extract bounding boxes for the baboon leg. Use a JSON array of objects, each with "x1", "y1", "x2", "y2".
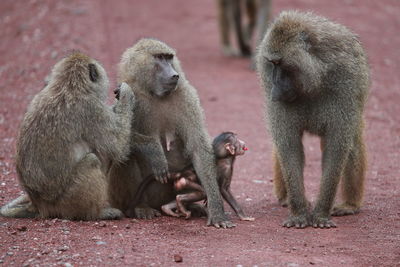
[
  {"x1": 272, "y1": 149, "x2": 287, "y2": 207},
  {"x1": 232, "y1": 0, "x2": 251, "y2": 56},
  {"x1": 0, "y1": 194, "x2": 38, "y2": 218},
  {"x1": 332, "y1": 131, "x2": 366, "y2": 216},
  {"x1": 217, "y1": 0, "x2": 235, "y2": 55},
  {"x1": 245, "y1": 0, "x2": 257, "y2": 43},
  {"x1": 41, "y1": 153, "x2": 123, "y2": 220},
  {"x1": 312, "y1": 136, "x2": 349, "y2": 228},
  {"x1": 275, "y1": 134, "x2": 308, "y2": 228},
  {"x1": 176, "y1": 191, "x2": 207, "y2": 219},
  {"x1": 161, "y1": 201, "x2": 181, "y2": 217},
  {"x1": 221, "y1": 188, "x2": 254, "y2": 221},
  {"x1": 257, "y1": 0, "x2": 271, "y2": 43}
]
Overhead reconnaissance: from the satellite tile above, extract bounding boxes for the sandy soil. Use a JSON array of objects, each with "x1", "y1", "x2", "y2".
[{"x1": 0, "y1": 0, "x2": 399, "y2": 266}]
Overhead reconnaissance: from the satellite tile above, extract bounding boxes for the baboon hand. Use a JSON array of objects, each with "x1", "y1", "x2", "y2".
[
  {"x1": 152, "y1": 161, "x2": 170, "y2": 184},
  {"x1": 116, "y1": 82, "x2": 135, "y2": 104}
]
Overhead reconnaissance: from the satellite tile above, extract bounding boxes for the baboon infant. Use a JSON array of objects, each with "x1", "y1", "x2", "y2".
[
  {"x1": 108, "y1": 38, "x2": 235, "y2": 228},
  {"x1": 130, "y1": 132, "x2": 254, "y2": 221},
  {"x1": 257, "y1": 11, "x2": 370, "y2": 228},
  {"x1": 1, "y1": 52, "x2": 135, "y2": 220}
]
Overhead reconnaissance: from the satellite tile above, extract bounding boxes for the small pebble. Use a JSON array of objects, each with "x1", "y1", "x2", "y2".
[
  {"x1": 173, "y1": 254, "x2": 183, "y2": 263},
  {"x1": 57, "y1": 246, "x2": 69, "y2": 252},
  {"x1": 17, "y1": 225, "x2": 27, "y2": 231}
]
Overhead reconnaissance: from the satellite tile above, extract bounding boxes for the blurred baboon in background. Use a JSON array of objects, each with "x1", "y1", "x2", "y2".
[
  {"x1": 257, "y1": 11, "x2": 370, "y2": 228},
  {"x1": 108, "y1": 38, "x2": 235, "y2": 228},
  {"x1": 1, "y1": 53, "x2": 135, "y2": 220},
  {"x1": 217, "y1": 0, "x2": 271, "y2": 57}
]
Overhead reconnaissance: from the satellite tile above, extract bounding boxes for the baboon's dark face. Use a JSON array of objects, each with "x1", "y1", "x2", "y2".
[
  {"x1": 152, "y1": 53, "x2": 179, "y2": 98},
  {"x1": 263, "y1": 56, "x2": 300, "y2": 103}
]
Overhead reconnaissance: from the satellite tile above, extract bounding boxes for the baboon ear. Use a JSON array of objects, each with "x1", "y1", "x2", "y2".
[{"x1": 88, "y1": 63, "x2": 99, "y2": 82}]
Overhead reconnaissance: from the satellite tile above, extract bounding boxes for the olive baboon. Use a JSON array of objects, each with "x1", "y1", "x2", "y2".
[
  {"x1": 256, "y1": 11, "x2": 369, "y2": 228},
  {"x1": 130, "y1": 132, "x2": 254, "y2": 221},
  {"x1": 108, "y1": 38, "x2": 235, "y2": 228},
  {"x1": 1, "y1": 52, "x2": 135, "y2": 220},
  {"x1": 217, "y1": 0, "x2": 271, "y2": 57}
]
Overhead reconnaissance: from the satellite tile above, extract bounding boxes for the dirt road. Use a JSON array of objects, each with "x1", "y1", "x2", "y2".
[{"x1": 0, "y1": 0, "x2": 399, "y2": 266}]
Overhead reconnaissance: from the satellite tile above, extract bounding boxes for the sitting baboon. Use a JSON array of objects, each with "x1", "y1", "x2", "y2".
[
  {"x1": 256, "y1": 11, "x2": 370, "y2": 228},
  {"x1": 108, "y1": 38, "x2": 235, "y2": 228},
  {"x1": 1, "y1": 52, "x2": 135, "y2": 220},
  {"x1": 217, "y1": 0, "x2": 271, "y2": 57}
]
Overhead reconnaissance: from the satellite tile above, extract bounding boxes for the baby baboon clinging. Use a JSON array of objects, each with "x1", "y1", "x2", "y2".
[
  {"x1": 108, "y1": 38, "x2": 235, "y2": 228},
  {"x1": 1, "y1": 52, "x2": 135, "y2": 220},
  {"x1": 217, "y1": 0, "x2": 271, "y2": 57},
  {"x1": 256, "y1": 11, "x2": 370, "y2": 228},
  {"x1": 130, "y1": 132, "x2": 254, "y2": 221}
]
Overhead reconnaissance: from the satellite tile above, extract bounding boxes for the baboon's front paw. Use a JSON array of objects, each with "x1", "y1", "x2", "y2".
[
  {"x1": 282, "y1": 214, "x2": 309, "y2": 228},
  {"x1": 134, "y1": 207, "x2": 161, "y2": 220},
  {"x1": 100, "y1": 208, "x2": 124, "y2": 220},
  {"x1": 118, "y1": 82, "x2": 135, "y2": 104},
  {"x1": 311, "y1": 213, "x2": 336, "y2": 228},
  {"x1": 207, "y1": 215, "x2": 236, "y2": 229},
  {"x1": 332, "y1": 204, "x2": 360, "y2": 216}
]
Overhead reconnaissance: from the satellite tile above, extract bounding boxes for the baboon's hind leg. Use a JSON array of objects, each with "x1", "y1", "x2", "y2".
[{"x1": 332, "y1": 132, "x2": 366, "y2": 216}]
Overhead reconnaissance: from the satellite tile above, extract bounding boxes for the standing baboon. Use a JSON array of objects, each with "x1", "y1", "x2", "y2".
[
  {"x1": 108, "y1": 38, "x2": 235, "y2": 228},
  {"x1": 1, "y1": 52, "x2": 135, "y2": 220},
  {"x1": 217, "y1": 0, "x2": 271, "y2": 57},
  {"x1": 256, "y1": 11, "x2": 369, "y2": 228}
]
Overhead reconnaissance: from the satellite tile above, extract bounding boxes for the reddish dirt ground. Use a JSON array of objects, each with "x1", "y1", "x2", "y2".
[{"x1": 1, "y1": 0, "x2": 399, "y2": 266}]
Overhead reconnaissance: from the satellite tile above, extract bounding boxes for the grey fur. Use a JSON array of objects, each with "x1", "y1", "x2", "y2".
[
  {"x1": 256, "y1": 11, "x2": 369, "y2": 228},
  {"x1": 108, "y1": 38, "x2": 235, "y2": 228},
  {"x1": 1, "y1": 52, "x2": 135, "y2": 220}
]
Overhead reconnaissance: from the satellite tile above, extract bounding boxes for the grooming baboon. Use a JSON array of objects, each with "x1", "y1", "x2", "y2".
[
  {"x1": 1, "y1": 52, "x2": 135, "y2": 220},
  {"x1": 217, "y1": 0, "x2": 271, "y2": 57},
  {"x1": 256, "y1": 11, "x2": 369, "y2": 228},
  {"x1": 129, "y1": 132, "x2": 254, "y2": 221},
  {"x1": 108, "y1": 38, "x2": 235, "y2": 228}
]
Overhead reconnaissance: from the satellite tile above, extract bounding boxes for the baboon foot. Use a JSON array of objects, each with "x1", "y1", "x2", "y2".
[
  {"x1": 183, "y1": 210, "x2": 192, "y2": 220},
  {"x1": 311, "y1": 213, "x2": 337, "y2": 228},
  {"x1": 99, "y1": 208, "x2": 123, "y2": 220},
  {"x1": 222, "y1": 45, "x2": 237, "y2": 57},
  {"x1": 161, "y1": 205, "x2": 180, "y2": 218},
  {"x1": 282, "y1": 214, "x2": 309, "y2": 228},
  {"x1": 134, "y1": 206, "x2": 161, "y2": 220},
  {"x1": 332, "y1": 203, "x2": 360, "y2": 216}
]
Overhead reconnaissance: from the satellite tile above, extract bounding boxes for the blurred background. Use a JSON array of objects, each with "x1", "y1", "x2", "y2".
[{"x1": 0, "y1": 1, "x2": 399, "y2": 266}]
